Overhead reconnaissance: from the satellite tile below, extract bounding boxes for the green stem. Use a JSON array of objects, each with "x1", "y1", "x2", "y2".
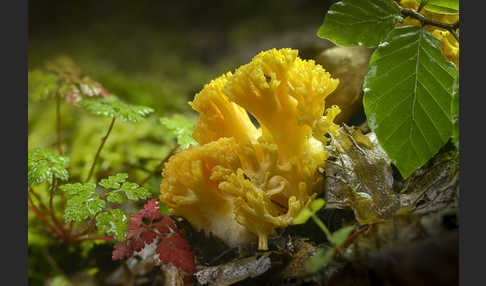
[
  {"x1": 311, "y1": 214, "x2": 332, "y2": 240},
  {"x1": 85, "y1": 117, "x2": 116, "y2": 182}
]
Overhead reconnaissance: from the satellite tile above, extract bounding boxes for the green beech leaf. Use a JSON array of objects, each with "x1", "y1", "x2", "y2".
[
  {"x1": 79, "y1": 95, "x2": 154, "y2": 122},
  {"x1": 28, "y1": 148, "x2": 69, "y2": 186},
  {"x1": 451, "y1": 75, "x2": 459, "y2": 145},
  {"x1": 363, "y1": 26, "x2": 458, "y2": 178},
  {"x1": 161, "y1": 114, "x2": 198, "y2": 150},
  {"x1": 317, "y1": 0, "x2": 402, "y2": 48},
  {"x1": 418, "y1": 0, "x2": 459, "y2": 14},
  {"x1": 328, "y1": 226, "x2": 355, "y2": 247},
  {"x1": 96, "y1": 209, "x2": 129, "y2": 241},
  {"x1": 293, "y1": 198, "x2": 326, "y2": 224}
]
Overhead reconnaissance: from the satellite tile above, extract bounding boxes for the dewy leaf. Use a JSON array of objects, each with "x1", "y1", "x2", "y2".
[
  {"x1": 293, "y1": 198, "x2": 326, "y2": 224},
  {"x1": 363, "y1": 26, "x2": 457, "y2": 178},
  {"x1": 317, "y1": 0, "x2": 402, "y2": 48},
  {"x1": 96, "y1": 209, "x2": 129, "y2": 241},
  {"x1": 328, "y1": 225, "x2": 355, "y2": 247},
  {"x1": 106, "y1": 192, "x2": 126, "y2": 204},
  {"x1": 28, "y1": 148, "x2": 69, "y2": 186},
  {"x1": 120, "y1": 182, "x2": 151, "y2": 201},
  {"x1": 61, "y1": 182, "x2": 105, "y2": 222},
  {"x1": 99, "y1": 173, "x2": 129, "y2": 189},
  {"x1": 160, "y1": 114, "x2": 198, "y2": 150},
  {"x1": 79, "y1": 95, "x2": 154, "y2": 122},
  {"x1": 418, "y1": 0, "x2": 459, "y2": 14}
]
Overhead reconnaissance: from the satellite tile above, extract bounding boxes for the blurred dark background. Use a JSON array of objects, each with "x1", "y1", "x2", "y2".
[{"x1": 29, "y1": 0, "x2": 334, "y2": 113}]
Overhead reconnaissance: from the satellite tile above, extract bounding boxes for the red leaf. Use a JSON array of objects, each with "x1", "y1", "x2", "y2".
[
  {"x1": 131, "y1": 237, "x2": 145, "y2": 252},
  {"x1": 141, "y1": 230, "x2": 157, "y2": 244},
  {"x1": 153, "y1": 216, "x2": 177, "y2": 234},
  {"x1": 156, "y1": 234, "x2": 194, "y2": 274},
  {"x1": 112, "y1": 241, "x2": 133, "y2": 260},
  {"x1": 140, "y1": 199, "x2": 161, "y2": 219}
]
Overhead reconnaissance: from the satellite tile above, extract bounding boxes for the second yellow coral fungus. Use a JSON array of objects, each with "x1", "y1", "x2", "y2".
[{"x1": 160, "y1": 48, "x2": 340, "y2": 250}]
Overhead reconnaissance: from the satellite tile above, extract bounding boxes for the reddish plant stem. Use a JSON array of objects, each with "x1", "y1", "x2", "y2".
[
  {"x1": 76, "y1": 235, "x2": 114, "y2": 242},
  {"x1": 86, "y1": 117, "x2": 116, "y2": 182},
  {"x1": 29, "y1": 187, "x2": 49, "y2": 214},
  {"x1": 28, "y1": 198, "x2": 64, "y2": 238},
  {"x1": 29, "y1": 188, "x2": 65, "y2": 237},
  {"x1": 47, "y1": 177, "x2": 65, "y2": 235},
  {"x1": 72, "y1": 213, "x2": 100, "y2": 237}
]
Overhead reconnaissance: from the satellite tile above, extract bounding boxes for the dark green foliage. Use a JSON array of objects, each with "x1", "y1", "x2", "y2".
[
  {"x1": 317, "y1": 0, "x2": 402, "y2": 48},
  {"x1": 363, "y1": 26, "x2": 458, "y2": 178},
  {"x1": 28, "y1": 148, "x2": 69, "y2": 186},
  {"x1": 79, "y1": 95, "x2": 154, "y2": 122}
]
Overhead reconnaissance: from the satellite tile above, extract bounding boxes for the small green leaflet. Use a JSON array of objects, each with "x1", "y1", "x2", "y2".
[
  {"x1": 96, "y1": 209, "x2": 129, "y2": 241},
  {"x1": 100, "y1": 174, "x2": 150, "y2": 203},
  {"x1": 28, "y1": 148, "x2": 69, "y2": 186},
  {"x1": 417, "y1": 0, "x2": 459, "y2": 14},
  {"x1": 28, "y1": 70, "x2": 60, "y2": 102},
  {"x1": 305, "y1": 226, "x2": 354, "y2": 273},
  {"x1": 293, "y1": 198, "x2": 326, "y2": 224},
  {"x1": 363, "y1": 26, "x2": 457, "y2": 178},
  {"x1": 317, "y1": 0, "x2": 402, "y2": 48},
  {"x1": 306, "y1": 248, "x2": 335, "y2": 273},
  {"x1": 99, "y1": 173, "x2": 129, "y2": 189},
  {"x1": 328, "y1": 225, "x2": 355, "y2": 247},
  {"x1": 79, "y1": 95, "x2": 154, "y2": 122},
  {"x1": 161, "y1": 114, "x2": 198, "y2": 150},
  {"x1": 61, "y1": 183, "x2": 106, "y2": 222},
  {"x1": 120, "y1": 182, "x2": 151, "y2": 201}
]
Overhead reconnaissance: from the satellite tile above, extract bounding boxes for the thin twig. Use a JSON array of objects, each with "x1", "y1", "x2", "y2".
[
  {"x1": 138, "y1": 145, "x2": 178, "y2": 186},
  {"x1": 401, "y1": 8, "x2": 459, "y2": 41},
  {"x1": 86, "y1": 117, "x2": 116, "y2": 182},
  {"x1": 72, "y1": 212, "x2": 100, "y2": 237},
  {"x1": 47, "y1": 176, "x2": 65, "y2": 235}
]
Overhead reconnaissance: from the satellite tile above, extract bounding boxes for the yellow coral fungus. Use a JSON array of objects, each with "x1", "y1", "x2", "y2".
[{"x1": 160, "y1": 48, "x2": 340, "y2": 250}]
